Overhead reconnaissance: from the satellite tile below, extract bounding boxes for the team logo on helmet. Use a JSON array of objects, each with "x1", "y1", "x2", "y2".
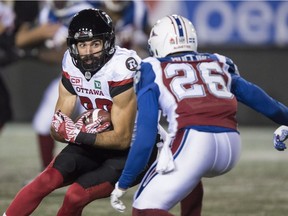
[
  {"x1": 74, "y1": 28, "x2": 93, "y2": 39},
  {"x1": 169, "y1": 38, "x2": 176, "y2": 45},
  {"x1": 125, "y1": 57, "x2": 138, "y2": 71},
  {"x1": 151, "y1": 29, "x2": 157, "y2": 37}
]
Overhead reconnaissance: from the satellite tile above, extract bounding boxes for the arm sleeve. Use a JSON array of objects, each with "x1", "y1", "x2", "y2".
[
  {"x1": 231, "y1": 74, "x2": 288, "y2": 125},
  {"x1": 118, "y1": 89, "x2": 159, "y2": 189},
  {"x1": 61, "y1": 73, "x2": 76, "y2": 95}
]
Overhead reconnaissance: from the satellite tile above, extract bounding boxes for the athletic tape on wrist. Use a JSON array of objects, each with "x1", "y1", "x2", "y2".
[{"x1": 75, "y1": 132, "x2": 96, "y2": 146}]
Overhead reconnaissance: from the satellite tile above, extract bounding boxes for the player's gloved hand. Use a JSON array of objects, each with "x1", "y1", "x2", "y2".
[
  {"x1": 273, "y1": 125, "x2": 288, "y2": 151},
  {"x1": 110, "y1": 182, "x2": 127, "y2": 213},
  {"x1": 85, "y1": 116, "x2": 111, "y2": 134},
  {"x1": 75, "y1": 110, "x2": 92, "y2": 132},
  {"x1": 51, "y1": 110, "x2": 80, "y2": 143}
]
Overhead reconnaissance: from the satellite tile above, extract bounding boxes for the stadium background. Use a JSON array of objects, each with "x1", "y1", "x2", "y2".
[
  {"x1": 1, "y1": 1, "x2": 288, "y2": 215},
  {"x1": 1, "y1": 0, "x2": 288, "y2": 126}
]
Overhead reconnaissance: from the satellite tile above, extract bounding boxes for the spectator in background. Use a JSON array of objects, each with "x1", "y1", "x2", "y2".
[
  {"x1": 90, "y1": 0, "x2": 151, "y2": 57},
  {"x1": 0, "y1": 1, "x2": 16, "y2": 133},
  {"x1": 144, "y1": 0, "x2": 183, "y2": 26}
]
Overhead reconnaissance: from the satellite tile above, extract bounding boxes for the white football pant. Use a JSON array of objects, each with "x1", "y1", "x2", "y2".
[{"x1": 133, "y1": 128, "x2": 241, "y2": 210}]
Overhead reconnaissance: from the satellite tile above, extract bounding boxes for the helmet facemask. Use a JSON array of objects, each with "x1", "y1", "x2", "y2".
[
  {"x1": 69, "y1": 34, "x2": 115, "y2": 79},
  {"x1": 67, "y1": 9, "x2": 115, "y2": 79}
]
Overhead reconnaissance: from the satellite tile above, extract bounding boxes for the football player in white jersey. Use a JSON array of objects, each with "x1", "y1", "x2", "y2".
[
  {"x1": 109, "y1": 15, "x2": 288, "y2": 215},
  {"x1": 3, "y1": 8, "x2": 140, "y2": 216},
  {"x1": 32, "y1": 0, "x2": 150, "y2": 171}
]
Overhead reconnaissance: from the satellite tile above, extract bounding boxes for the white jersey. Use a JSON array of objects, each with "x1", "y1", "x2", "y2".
[
  {"x1": 61, "y1": 46, "x2": 141, "y2": 111},
  {"x1": 129, "y1": 52, "x2": 242, "y2": 211}
]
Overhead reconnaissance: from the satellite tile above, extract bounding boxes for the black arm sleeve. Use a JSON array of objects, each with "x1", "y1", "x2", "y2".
[{"x1": 61, "y1": 74, "x2": 77, "y2": 95}]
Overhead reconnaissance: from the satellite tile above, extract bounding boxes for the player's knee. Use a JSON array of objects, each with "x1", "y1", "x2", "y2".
[
  {"x1": 26, "y1": 167, "x2": 63, "y2": 193},
  {"x1": 64, "y1": 183, "x2": 89, "y2": 207}
]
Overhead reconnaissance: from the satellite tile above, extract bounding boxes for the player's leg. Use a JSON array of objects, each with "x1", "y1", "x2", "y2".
[
  {"x1": 132, "y1": 129, "x2": 241, "y2": 216},
  {"x1": 133, "y1": 208, "x2": 175, "y2": 216},
  {"x1": 37, "y1": 134, "x2": 55, "y2": 168},
  {"x1": 32, "y1": 78, "x2": 59, "y2": 169},
  {"x1": 4, "y1": 161, "x2": 64, "y2": 216},
  {"x1": 57, "y1": 148, "x2": 129, "y2": 216},
  {"x1": 135, "y1": 134, "x2": 204, "y2": 216},
  {"x1": 4, "y1": 144, "x2": 94, "y2": 216},
  {"x1": 180, "y1": 181, "x2": 203, "y2": 216}
]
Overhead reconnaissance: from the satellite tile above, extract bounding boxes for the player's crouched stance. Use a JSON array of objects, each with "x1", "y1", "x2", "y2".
[
  {"x1": 110, "y1": 14, "x2": 242, "y2": 216},
  {"x1": 110, "y1": 14, "x2": 288, "y2": 216},
  {"x1": 2, "y1": 8, "x2": 140, "y2": 216}
]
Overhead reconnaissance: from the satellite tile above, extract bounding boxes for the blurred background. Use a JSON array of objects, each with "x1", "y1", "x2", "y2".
[
  {"x1": 1, "y1": 0, "x2": 288, "y2": 126},
  {"x1": 1, "y1": 1, "x2": 288, "y2": 214}
]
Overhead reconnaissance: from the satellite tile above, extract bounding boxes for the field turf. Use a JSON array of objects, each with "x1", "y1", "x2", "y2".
[{"x1": 1, "y1": 124, "x2": 288, "y2": 215}]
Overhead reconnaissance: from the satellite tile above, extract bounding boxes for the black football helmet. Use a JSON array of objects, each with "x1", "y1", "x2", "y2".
[{"x1": 67, "y1": 8, "x2": 115, "y2": 76}]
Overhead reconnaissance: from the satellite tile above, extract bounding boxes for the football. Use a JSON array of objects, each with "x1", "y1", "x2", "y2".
[
  {"x1": 83, "y1": 108, "x2": 111, "y2": 125},
  {"x1": 75, "y1": 108, "x2": 112, "y2": 133}
]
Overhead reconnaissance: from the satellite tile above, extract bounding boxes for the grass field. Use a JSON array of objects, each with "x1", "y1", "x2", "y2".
[{"x1": 1, "y1": 123, "x2": 288, "y2": 216}]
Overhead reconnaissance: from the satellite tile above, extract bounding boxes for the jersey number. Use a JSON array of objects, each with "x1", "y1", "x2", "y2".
[
  {"x1": 79, "y1": 96, "x2": 112, "y2": 111},
  {"x1": 165, "y1": 62, "x2": 233, "y2": 101}
]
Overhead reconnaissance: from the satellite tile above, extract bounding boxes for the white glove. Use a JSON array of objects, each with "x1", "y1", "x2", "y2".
[
  {"x1": 156, "y1": 133, "x2": 175, "y2": 174},
  {"x1": 110, "y1": 182, "x2": 127, "y2": 213},
  {"x1": 156, "y1": 124, "x2": 167, "y2": 151},
  {"x1": 273, "y1": 125, "x2": 288, "y2": 151},
  {"x1": 157, "y1": 124, "x2": 168, "y2": 144}
]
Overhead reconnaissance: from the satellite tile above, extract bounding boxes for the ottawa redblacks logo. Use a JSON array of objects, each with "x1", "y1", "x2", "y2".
[{"x1": 125, "y1": 57, "x2": 139, "y2": 71}]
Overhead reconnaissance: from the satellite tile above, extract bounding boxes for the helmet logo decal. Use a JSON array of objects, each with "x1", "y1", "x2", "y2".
[
  {"x1": 101, "y1": 11, "x2": 112, "y2": 24},
  {"x1": 109, "y1": 47, "x2": 115, "y2": 54},
  {"x1": 104, "y1": 41, "x2": 109, "y2": 49},
  {"x1": 151, "y1": 29, "x2": 157, "y2": 37},
  {"x1": 125, "y1": 57, "x2": 139, "y2": 71},
  {"x1": 169, "y1": 38, "x2": 176, "y2": 44},
  {"x1": 74, "y1": 28, "x2": 93, "y2": 39},
  {"x1": 189, "y1": 38, "x2": 196, "y2": 43}
]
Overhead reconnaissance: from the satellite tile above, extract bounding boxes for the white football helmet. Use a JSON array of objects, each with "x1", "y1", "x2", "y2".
[{"x1": 148, "y1": 14, "x2": 198, "y2": 58}]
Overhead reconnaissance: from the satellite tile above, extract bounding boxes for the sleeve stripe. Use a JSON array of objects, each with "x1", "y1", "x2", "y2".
[{"x1": 108, "y1": 77, "x2": 133, "y2": 87}]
